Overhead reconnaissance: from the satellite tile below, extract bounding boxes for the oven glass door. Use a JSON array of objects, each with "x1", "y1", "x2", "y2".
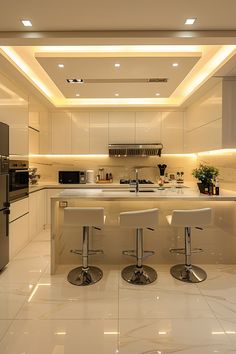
[{"x1": 9, "y1": 170, "x2": 29, "y2": 201}]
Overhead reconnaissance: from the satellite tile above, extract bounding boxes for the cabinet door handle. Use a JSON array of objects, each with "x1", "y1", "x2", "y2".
[{"x1": 4, "y1": 208, "x2": 10, "y2": 237}]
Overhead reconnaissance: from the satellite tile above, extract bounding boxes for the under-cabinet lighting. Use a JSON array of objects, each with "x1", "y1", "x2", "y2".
[
  {"x1": 76, "y1": 93, "x2": 80, "y2": 97},
  {"x1": 162, "y1": 153, "x2": 197, "y2": 158},
  {"x1": 58, "y1": 64, "x2": 64, "y2": 68},
  {"x1": 29, "y1": 154, "x2": 109, "y2": 158},
  {"x1": 104, "y1": 332, "x2": 120, "y2": 335},
  {"x1": 155, "y1": 93, "x2": 160, "y2": 96},
  {"x1": 172, "y1": 63, "x2": 179, "y2": 67},
  {"x1": 55, "y1": 332, "x2": 67, "y2": 335},
  {"x1": 185, "y1": 18, "x2": 196, "y2": 25},
  {"x1": 114, "y1": 63, "x2": 120, "y2": 67},
  {"x1": 115, "y1": 93, "x2": 119, "y2": 97},
  {"x1": 197, "y1": 149, "x2": 236, "y2": 156},
  {"x1": 21, "y1": 19, "x2": 32, "y2": 27},
  {"x1": 158, "y1": 331, "x2": 167, "y2": 335}
]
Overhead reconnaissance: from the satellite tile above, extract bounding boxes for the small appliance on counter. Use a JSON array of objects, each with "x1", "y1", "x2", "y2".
[
  {"x1": 158, "y1": 164, "x2": 167, "y2": 176},
  {"x1": 86, "y1": 170, "x2": 95, "y2": 184},
  {"x1": 58, "y1": 171, "x2": 86, "y2": 184}
]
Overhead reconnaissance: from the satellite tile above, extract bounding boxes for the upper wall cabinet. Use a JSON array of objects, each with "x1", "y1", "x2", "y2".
[
  {"x1": 161, "y1": 112, "x2": 184, "y2": 153},
  {"x1": 90, "y1": 112, "x2": 108, "y2": 154},
  {"x1": 52, "y1": 112, "x2": 71, "y2": 154},
  {"x1": 71, "y1": 112, "x2": 90, "y2": 154},
  {"x1": 40, "y1": 110, "x2": 52, "y2": 154},
  {"x1": 135, "y1": 112, "x2": 161, "y2": 143},
  {"x1": 109, "y1": 112, "x2": 135, "y2": 144},
  {"x1": 0, "y1": 101, "x2": 29, "y2": 156},
  {"x1": 184, "y1": 82, "x2": 222, "y2": 153}
]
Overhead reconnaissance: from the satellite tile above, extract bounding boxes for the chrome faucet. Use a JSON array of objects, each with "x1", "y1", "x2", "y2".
[{"x1": 135, "y1": 168, "x2": 139, "y2": 193}]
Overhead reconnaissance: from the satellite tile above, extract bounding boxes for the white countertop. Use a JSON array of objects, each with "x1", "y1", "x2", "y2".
[{"x1": 51, "y1": 187, "x2": 236, "y2": 201}]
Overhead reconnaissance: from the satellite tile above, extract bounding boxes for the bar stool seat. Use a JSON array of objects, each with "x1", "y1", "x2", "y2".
[
  {"x1": 64, "y1": 207, "x2": 104, "y2": 286},
  {"x1": 120, "y1": 208, "x2": 159, "y2": 285},
  {"x1": 166, "y1": 208, "x2": 212, "y2": 283}
]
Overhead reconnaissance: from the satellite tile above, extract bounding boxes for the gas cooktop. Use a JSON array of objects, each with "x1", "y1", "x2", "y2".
[{"x1": 120, "y1": 179, "x2": 154, "y2": 184}]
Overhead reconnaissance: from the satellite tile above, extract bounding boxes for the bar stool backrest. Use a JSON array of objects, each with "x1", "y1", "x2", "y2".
[
  {"x1": 64, "y1": 207, "x2": 104, "y2": 227},
  {"x1": 120, "y1": 208, "x2": 159, "y2": 229},
  {"x1": 171, "y1": 208, "x2": 212, "y2": 227}
]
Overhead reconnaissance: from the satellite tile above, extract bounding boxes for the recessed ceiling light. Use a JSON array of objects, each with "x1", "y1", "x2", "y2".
[
  {"x1": 21, "y1": 19, "x2": 32, "y2": 27},
  {"x1": 155, "y1": 93, "x2": 160, "y2": 96},
  {"x1": 58, "y1": 64, "x2": 64, "y2": 68},
  {"x1": 185, "y1": 18, "x2": 196, "y2": 25},
  {"x1": 115, "y1": 93, "x2": 119, "y2": 96},
  {"x1": 76, "y1": 93, "x2": 80, "y2": 97},
  {"x1": 67, "y1": 79, "x2": 84, "y2": 83},
  {"x1": 172, "y1": 63, "x2": 179, "y2": 67},
  {"x1": 114, "y1": 63, "x2": 120, "y2": 68}
]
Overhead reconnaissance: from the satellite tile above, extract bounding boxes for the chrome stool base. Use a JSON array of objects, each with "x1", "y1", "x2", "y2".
[
  {"x1": 67, "y1": 266, "x2": 103, "y2": 286},
  {"x1": 170, "y1": 264, "x2": 207, "y2": 283},
  {"x1": 122, "y1": 265, "x2": 157, "y2": 285}
]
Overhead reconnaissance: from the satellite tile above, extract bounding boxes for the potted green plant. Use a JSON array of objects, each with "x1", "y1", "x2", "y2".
[{"x1": 192, "y1": 164, "x2": 219, "y2": 194}]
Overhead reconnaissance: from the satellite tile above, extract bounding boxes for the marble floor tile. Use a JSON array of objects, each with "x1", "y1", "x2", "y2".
[
  {"x1": 33, "y1": 229, "x2": 51, "y2": 242},
  {"x1": 0, "y1": 319, "x2": 119, "y2": 354},
  {"x1": 14, "y1": 240, "x2": 50, "y2": 260},
  {"x1": 118, "y1": 318, "x2": 234, "y2": 354},
  {"x1": 218, "y1": 319, "x2": 236, "y2": 345},
  {"x1": 0, "y1": 321, "x2": 12, "y2": 341},
  {"x1": 17, "y1": 267, "x2": 119, "y2": 320},
  {"x1": 197, "y1": 267, "x2": 236, "y2": 319},
  {"x1": 0, "y1": 283, "x2": 31, "y2": 319},
  {"x1": 0, "y1": 257, "x2": 49, "y2": 284},
  {"x1": 119, "y1": 286, "x2": 214, "y2": 319}
]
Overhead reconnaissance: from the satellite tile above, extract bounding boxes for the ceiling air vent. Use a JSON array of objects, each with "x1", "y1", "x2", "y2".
[
  {"x1": 148, "y1": 78, "x2": 168, "y2": 83},
  {"x1": 109, "y1": 143, "x2": 163, "y2": 157}
]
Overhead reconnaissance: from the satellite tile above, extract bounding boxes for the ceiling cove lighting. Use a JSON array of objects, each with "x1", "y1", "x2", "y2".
[
  {"x1": 185, "y1": 18, "x2": 196, "y2": 25},
  {"x1": 21, "y1": 19, "x2": 32, "y2": 27}
]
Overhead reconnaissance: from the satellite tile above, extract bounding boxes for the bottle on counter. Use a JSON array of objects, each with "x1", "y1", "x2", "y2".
[
  {"x1": 109, "y1": 173, "x2": 113, "y2": 182},
  {"x1": 215, "y1": 177, "x2": 220, "y2": 195}
]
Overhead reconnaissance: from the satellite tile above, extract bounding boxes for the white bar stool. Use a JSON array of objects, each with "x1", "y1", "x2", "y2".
[
  {"x1": 120, "y1": 208, "x2": 159, "y2": 285},
  {"x1": 166, "y1": 208, "x2": 212, "y2": 283},
  {"x1": 64, "y1": 207, "x2": 104, "y2": 286}
]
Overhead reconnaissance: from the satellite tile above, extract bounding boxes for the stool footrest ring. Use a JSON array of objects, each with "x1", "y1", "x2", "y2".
[
  {"x1": 70, "y1": 249, "x2": 82, "y2": 255},
  {"x1": 169, "y1": 248, "x2": 185, "y2": 254},
  {"x1": 122, "y1": 250, "x2": 136, "y2": 257}
]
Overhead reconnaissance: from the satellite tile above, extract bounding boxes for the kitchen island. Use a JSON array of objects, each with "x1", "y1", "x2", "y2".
[{"x1": 50, "y1": 187, "x2": 236, "y2": 274}]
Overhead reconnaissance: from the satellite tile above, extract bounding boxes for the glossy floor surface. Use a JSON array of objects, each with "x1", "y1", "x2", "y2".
[{"x1": 1, "y1": 230, "x2": 236, "y2": 353}]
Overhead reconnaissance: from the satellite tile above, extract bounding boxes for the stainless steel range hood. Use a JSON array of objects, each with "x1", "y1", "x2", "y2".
[{"x1": 108, "y1": 143, "x2": 163, "y2": 157}]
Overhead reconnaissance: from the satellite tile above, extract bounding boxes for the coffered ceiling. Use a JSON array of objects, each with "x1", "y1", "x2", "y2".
[{"x1": 0, "y1": 1, "x2": 236, "y2": 108}]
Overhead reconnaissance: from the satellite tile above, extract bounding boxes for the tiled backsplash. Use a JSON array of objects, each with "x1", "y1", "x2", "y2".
[{"x1": 29, "y1": 155, "x2": 198, "y2": 184}]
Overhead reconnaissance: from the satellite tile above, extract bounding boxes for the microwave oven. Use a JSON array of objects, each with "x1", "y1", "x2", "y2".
[{"x1": 58, "y1": 171, "x2": 86, "y2": 184}]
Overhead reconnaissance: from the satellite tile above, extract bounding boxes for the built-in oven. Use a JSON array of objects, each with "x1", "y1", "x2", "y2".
[{"x1": 9, "y1": 160, "x2": 29, "y2": 202}]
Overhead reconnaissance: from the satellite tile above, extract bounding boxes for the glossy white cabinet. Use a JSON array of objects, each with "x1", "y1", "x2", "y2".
[
  {"x1": 29, "y1": 190, "x2": 46, "y2": 240},
  {"x1": 29, "y1": 128, "x2": 39, "y2": 154},
  {"x1": 135, "y1": 112, "x2": 161, "y2": 143},
  {"x1": 29, "y1": 111, "x2": 40, "y2": 130},
  {"x1": 161, "y1": 111, "x2": 184, "y2": 153},
  {"x1": 0, "y1": 102, "x2": 28, "y2": 156},
  {"x1": 9, "y1": 198, "x2": 29, "y2": 260},
  {"x1": 90, "y1": 112, "x2": 108, "y2": 154},
  {"x1": 46, "y1": 189, "x2": 59, "y2": 226},
  {"x1": 40, "y1": 110, "x2": 52, "y2": 154},
  {"x1": 71, "y1": 112, "x2": 90, "y2": 154},
  {"x1": 109, "y1": 112, "x2": 135, "y2": 144},
  {"x1": 52, "y1": 112, "x2": 71, "y2": 154}
]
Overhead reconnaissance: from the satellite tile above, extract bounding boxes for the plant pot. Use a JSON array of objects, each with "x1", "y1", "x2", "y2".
[{"x1": 197, "y1": 182, "x2": 209, "y2": 194}]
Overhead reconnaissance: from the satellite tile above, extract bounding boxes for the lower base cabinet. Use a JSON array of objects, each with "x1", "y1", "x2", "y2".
[
  {"x1": 9, "y1": 198, "x2": 29, "y2": 260},
  {"x1": 29, "y1": 189, "x2": 46, "y2": 240}
]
